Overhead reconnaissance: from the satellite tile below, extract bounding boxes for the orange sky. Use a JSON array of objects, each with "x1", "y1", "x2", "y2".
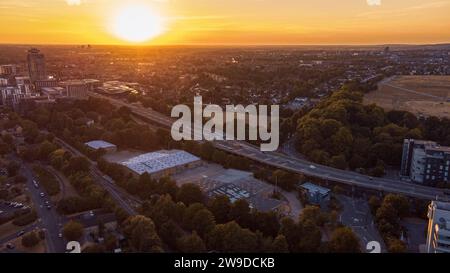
[{"x1": 0, "y1": 0, "x2": 449, "y2": 45}]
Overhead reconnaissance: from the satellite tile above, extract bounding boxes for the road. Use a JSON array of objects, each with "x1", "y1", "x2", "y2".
[
  {"x1": 8, "y1": 156, "x2": 66, "y2": 252},
  {"x1": 337, "y1": 195, "x2": 386, "y2": 253},
  {"x1": 88, "y1": 92, "x2": 449, "y2": 202}
]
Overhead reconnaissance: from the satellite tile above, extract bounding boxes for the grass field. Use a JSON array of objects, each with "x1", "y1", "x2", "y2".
[{"x1": 364, "y1": 76, "x2": 450, "y2": 118}]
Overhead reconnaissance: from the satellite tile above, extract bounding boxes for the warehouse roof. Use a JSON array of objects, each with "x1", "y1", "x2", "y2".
[
  {"x1": 121, "y1": 150, "x2": 200, "y2": 175},
  {"x1": 85, "y1": 140, "x2": 117, "y2": 150}
]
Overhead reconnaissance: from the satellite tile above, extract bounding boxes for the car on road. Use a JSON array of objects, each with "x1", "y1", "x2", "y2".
[
  {"x1": 0, "y1": 210, "x2": 3, "y2": 214},
  {"x1": 46, "y1": 205, "x2": 51, "y2": 210},
  {"x1": 6, "y1": 243, "x2": 15, "y2": 250},
  {"x1": 33, "y1": 180, "x2": 39, "y2": 188},
  {"x1": 17, "y1": 230, "x2": 25, "y2": 237},
  {"x1": 309, "y1": 165, "x2": 317, "y2": 169},
  {"x1": 58, "y1": 233, "x2": 63, "y2": 239},
  {"x1": 40, "y1": 192, "x2": 45, "y2": 197}
]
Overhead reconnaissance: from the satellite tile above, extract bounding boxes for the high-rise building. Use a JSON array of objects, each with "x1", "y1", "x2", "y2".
[
  {"x1": 426, "y1": 201, "x2": 450, "y2": 253},
  {"x1": 27, "y1": 48, "x2": 47, "y2": 83},
  {"x1": 401, "y1": 139, "x2": 450, "y2": 186}
]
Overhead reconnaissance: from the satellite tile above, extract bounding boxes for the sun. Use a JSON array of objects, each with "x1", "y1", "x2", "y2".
[{"x1": 111, "y1": 4, "x2": 164, "y2": 43}]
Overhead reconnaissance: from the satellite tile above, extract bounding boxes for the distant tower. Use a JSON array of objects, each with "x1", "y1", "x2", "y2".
[{"x1": 27, "y1": 48, "x2": 47, "y2": 83}]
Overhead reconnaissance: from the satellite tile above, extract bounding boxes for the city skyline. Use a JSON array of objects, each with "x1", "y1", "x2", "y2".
[{"x1": 0, "y1": 0, "x2": 449, "y2": 45}]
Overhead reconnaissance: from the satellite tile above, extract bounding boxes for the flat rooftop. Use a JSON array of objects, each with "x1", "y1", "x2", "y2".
[
  {"x1": 300, "y1": 182, "x2": 331, "y2": 195},
  {"x1": 85, "y1": 140, "x2": 117, "y2": 150},
  {"x1": 121, "y1": 150, "x2": 200, "y2": 175}
]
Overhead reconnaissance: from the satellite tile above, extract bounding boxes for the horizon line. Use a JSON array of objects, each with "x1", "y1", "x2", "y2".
[{"x1": 1, "y1": 42, "x2": 450, "y2": 48}]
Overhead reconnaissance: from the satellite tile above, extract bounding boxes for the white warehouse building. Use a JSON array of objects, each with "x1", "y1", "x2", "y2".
[{"x1": 121, "y1": 150, "x2": 202, "y2": 179}]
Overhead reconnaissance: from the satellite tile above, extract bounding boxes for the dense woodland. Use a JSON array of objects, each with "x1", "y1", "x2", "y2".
[{"x1": 292, "y1": 84, "x2": 450, "y2": 179}]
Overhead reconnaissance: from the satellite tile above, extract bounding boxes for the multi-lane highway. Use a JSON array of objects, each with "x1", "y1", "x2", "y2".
[{"x1": 88, "y1": 92, "x2": 449, "y2": 201}]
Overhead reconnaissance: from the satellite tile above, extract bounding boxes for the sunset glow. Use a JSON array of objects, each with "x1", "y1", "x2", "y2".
[
  {"x1": 0, "y1": 0, "x2": 449, "y2": 45},
  {"x1": 110, "y1": 4, "x2": 165, "y2": 43}
]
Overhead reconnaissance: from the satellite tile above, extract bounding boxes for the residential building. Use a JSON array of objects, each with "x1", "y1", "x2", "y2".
[
  {"x1": 15, "y1": 76, "x2": 32, "y2": 94},
  {"x1": 0, "y1": 86, "x2": 24, "y2": 106},
  {"x1": 426, "y1": 201, "x2": 450, "y2": 253},
  {"x1": 0, "y1": 64, "x2": 18, "y2": 76},
  {"x1": 401, "y1": 139, "x2": 450, "y2": 186}
]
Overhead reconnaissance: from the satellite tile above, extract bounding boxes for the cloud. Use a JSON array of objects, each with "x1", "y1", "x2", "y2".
[
  {"x1": 366, "y1": 0, "x2": 381, "y2": 6},
  {"x1": 66, "y1": 0, "x2": 83, "y2": 5}
]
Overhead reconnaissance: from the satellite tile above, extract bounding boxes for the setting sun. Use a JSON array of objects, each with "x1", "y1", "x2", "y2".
[{"x1": 111, "y1": 4, "x2": 165, "y2": 43}]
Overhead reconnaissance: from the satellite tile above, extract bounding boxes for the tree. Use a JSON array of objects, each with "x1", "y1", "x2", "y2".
[
  {"x1": 83, "y1": 244, "x2": 106, "y2": 253},
  {"x1": 208, "y1": 195, "x2": 231, "y2": 224},
  {"x1": 250, "y1": 211, "x2": 280, "y2": 237},
  {"x1": 368, "y1": 196, "x2": 381, "y2": 214},
  {"x1": 176, "y1": 183, "x2": 204, "y2": 206},
  {"x1": 206, "y1": 221, "x2": 258, "y2": 253},
  {"x1": 182, "y1": 203, "x2": 206, "y2": 230},
  {"x1": 330, "y1": 154, "x2": 348, "y2": 170},
  {"x1": 388, "y1": 238, "x2": 407, "y2": 253},
  {"x1": 177, "y1": 232, "x2": 207, "y2": 253},
  {"x1": 383, "y1": 194, "x2": 410, "y2": 218},
  {"x1": 123, "y1": 215, "x2": 163, "y2": 253},
  {"x1": 297, "y1": 219, "x2": 322, "y2": 252},
  {"x1": 38, "y1": 141, "x2": 58, "y2": 161},
  {"x1": 63, "y1": 220, "x2": 84, "y2": 241},
  {"x1": 191, "y1": 209, "x2": 216, "y2": 238},
  {"x1": 299, "y1": 206, "x2": 327, "y2": 227},
  {"x1": 328, "y1": 227, "x2": 361, "y2": 253},
  {"x1": 7, "y1": 161, "x2": 20, "y2": 177},
  {"x1": 228, "y1": 199, "x2": 251, "y2": 228},
  {"x1": 65, "y1": 156, "x2": 90, "y2": 175},
  {"x1": 272, "y1": 170, "x2": 297, "y2": 191},
  {"x1": 21, "y1": 232, "x2": 40, "y2": 248},
  {"x1": 158, "y1": 220, "x2": 183, "y2": 249},
  {"x1": 270, "y1": 235, "x2": 289, "y2": 253}
]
